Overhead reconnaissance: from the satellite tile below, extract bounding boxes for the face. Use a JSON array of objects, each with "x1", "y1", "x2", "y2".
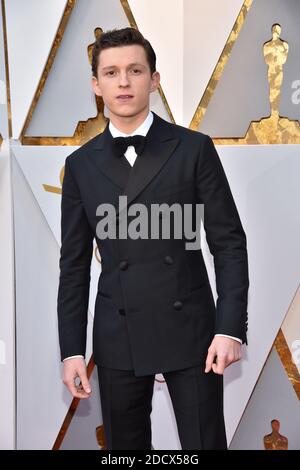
[
  {"x1": 92, "y1": 44, "x2": 160, "y2": 121},
  {"x1": 272, "y1": 24, "x2": 281, "y2": 38},
  {"x1": 271, "y1": 420, "x2": 280, "y2": 432}
]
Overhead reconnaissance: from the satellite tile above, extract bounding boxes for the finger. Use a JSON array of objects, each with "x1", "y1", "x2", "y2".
[
  {"x1": 65, "y1": 380, "x2": 86, "y2": 398},
  {"x1": 227, "y1": 352, "x2": 241, "y2": 366},
  {"x1": 213, "y1": 356, "x2": 226, "y2": 375},
  {"x1": 235, "y1": 350, "x2": 242, "y2": 362},
  {"x1": 227, "y1": 355, "x2": 237, "y2": 366},
  {"x1": 78, "y1": 371, "x2": 92, "y2": 394},
  {"x1": 75, "y1": 386, "x2": 91, "y2": 399},
  {"x1": 205, "y1": 350, "x2": 215, "y2": 373}
]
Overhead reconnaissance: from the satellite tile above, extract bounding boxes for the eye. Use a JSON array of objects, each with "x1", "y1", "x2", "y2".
[
  {"x1": 132, "y1": 68, "x2": 141, "y2": 74},
  {"x1": 106, "y1": 70, "x2": 116, "y2": 76}
]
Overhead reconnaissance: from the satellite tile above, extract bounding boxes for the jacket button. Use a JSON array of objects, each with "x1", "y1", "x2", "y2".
[
  {"x1": 164, "y1": 255, "x2": 174, "y2": 265},
  {"x1": 173, "y1": 300, "x2": 183, "y2": 310},
  {"x1": 119, "y1": 260, "x2": 129, "y2": 270}
]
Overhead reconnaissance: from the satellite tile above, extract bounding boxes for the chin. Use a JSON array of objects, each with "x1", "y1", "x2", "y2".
[{"x1": 114, "y1": 109, "x2": 139, "y2": 118}]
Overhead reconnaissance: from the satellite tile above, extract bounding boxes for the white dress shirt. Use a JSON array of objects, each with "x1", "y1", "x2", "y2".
[{"x1": 64, "y1": 111, "x2": 241, "y2": 362}]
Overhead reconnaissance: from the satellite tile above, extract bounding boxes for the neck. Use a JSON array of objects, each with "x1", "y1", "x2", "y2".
[{"x1": 108, "y1": 106, "x2": 150, "y2": 134}]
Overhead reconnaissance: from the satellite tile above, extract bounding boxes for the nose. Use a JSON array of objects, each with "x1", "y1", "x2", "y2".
[{"x1": 118, "y1": 71, "x2": 130, "y2": 87}]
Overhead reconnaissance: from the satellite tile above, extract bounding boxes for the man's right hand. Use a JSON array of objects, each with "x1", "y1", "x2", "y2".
[{"x1": 62, "y1": 357, "x2": 92, "y2": 399}]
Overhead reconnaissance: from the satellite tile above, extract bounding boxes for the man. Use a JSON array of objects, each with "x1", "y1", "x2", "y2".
[{"x1": 57, "y1": 27, "x2": 249, "y2": 450}]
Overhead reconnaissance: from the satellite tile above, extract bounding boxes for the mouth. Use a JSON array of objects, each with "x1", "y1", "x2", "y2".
[{"x1": 116, "y1": 95, "x2": 134, "y2": 101}]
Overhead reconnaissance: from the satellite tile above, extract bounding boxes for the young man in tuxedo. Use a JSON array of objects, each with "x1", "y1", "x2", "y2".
[{"x1": 57, "y1": 27, "x2": 249, "y2": 450}]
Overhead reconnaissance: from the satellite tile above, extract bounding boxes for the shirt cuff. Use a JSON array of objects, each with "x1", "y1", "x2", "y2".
[
  {"x1": 214, "y1": 334, "x2": 242, "y2": 344},
  {"x1": 63, "y1": 355, "x2": 84, "y2": 362}
]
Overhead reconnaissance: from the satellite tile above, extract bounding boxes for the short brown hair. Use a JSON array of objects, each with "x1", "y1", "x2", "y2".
[{"x1": 92, "y1": 27, "x2": 156, "y2": 77}]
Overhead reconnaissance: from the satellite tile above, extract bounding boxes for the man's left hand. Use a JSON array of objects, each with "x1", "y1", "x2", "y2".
[{"x1": 205, "y1": 336, "x2": 242, "y2": 375}]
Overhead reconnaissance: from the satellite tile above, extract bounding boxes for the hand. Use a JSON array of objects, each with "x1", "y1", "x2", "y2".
[
  {"x1": 63, "y1": 357, "x2": 92, "y2": 399},
  {"x1": 205, "y1": 336, "x2": 242, "y2": 375}
]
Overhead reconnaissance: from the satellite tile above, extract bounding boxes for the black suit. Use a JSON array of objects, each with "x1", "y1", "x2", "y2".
[{"x1": 57, "y1": 111, "x2": 249, "y2": 449}]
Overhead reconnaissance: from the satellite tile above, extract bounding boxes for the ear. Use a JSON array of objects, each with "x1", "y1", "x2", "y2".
[
  {"x1": 92, "y1": 76, "x2": 102, "y2": 97},
  {"x1": 150, "y1": 71, "x2": 160, "y2": 93}
]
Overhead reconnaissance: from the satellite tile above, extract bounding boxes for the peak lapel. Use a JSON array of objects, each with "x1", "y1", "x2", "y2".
[
  {"x1": 90, "y1": 123, "x2": 131, "y2": 190},
  {"x1": 118, "y1": 113, "x2": 179, "y2": 217}
]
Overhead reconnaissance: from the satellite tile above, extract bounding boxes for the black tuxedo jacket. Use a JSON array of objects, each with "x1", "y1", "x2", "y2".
[{"x1": 57, "y1": 111, "x2": 249, "y2": 376}]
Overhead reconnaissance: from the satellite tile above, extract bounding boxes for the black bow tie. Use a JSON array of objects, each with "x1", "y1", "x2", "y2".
[{"x1": 112, "y1": 135, "x2": 146, "y2": 158}]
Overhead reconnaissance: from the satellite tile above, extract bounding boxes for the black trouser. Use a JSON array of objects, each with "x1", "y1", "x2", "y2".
[{"x1": 97, "y1": 363, "x2": 227, "y2": 450}]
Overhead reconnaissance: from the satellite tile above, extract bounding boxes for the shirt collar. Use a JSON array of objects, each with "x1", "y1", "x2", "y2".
[{"x1": 108, "y1": 110, "x2": 153, "y2": 138}]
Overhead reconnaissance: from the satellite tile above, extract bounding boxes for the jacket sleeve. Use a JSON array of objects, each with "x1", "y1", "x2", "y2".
[
  {"x1": 57, "y1": 156, "x2": 94, "y2": 360},
  {"x1": 196, "y1": 135, "x2": 249, "y2": 343}
]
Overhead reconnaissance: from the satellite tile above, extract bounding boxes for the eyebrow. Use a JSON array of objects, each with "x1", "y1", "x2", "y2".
[{"x1": 101, "y1": 63, "x2": 146, "y2": 71}]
